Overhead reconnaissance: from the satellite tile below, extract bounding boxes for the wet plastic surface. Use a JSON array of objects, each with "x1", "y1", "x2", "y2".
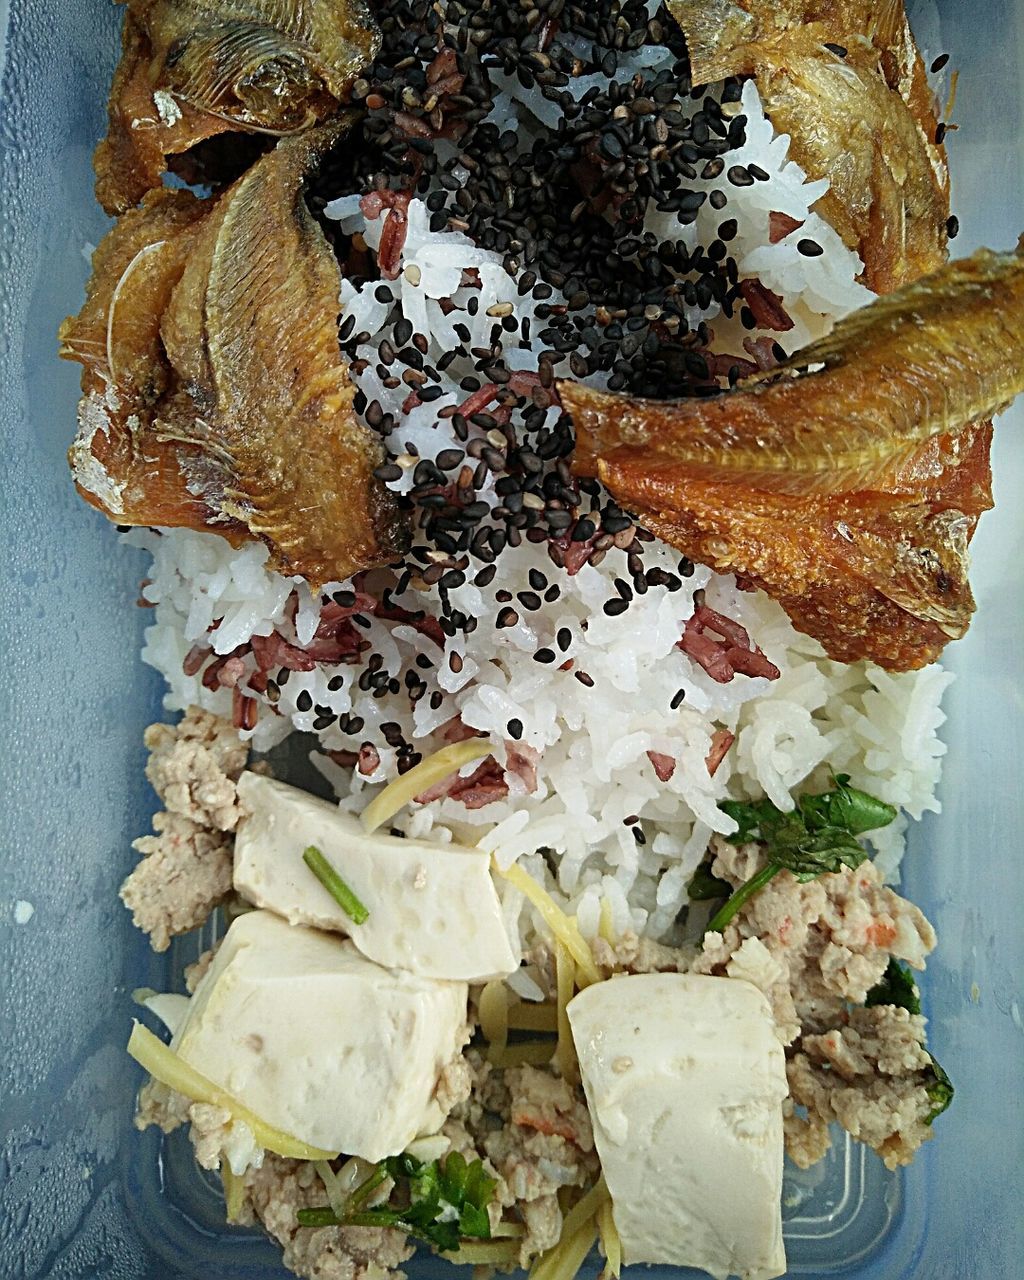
[{"x1": 0, "y1": 0, "x2": 1021, "y2": 1276}]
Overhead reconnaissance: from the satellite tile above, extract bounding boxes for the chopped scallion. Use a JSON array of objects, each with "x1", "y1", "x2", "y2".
[{"x1": 303, "y1": 845, "x2": 369, "y2": 925}]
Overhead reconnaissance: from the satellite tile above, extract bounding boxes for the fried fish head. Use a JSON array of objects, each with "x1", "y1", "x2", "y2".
[{"x1": 95, "y1": 0, "x2": 381, "y2": 214}]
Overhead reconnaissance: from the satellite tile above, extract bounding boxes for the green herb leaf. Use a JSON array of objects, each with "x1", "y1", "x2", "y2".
[
  {"x1": 865, "y1": 958, "x2": 921, "y2": 1015},
  {"x1": 303, "y1": 845, "x2": 369, "y2": 925},
  {"x1": 297, "y1": 1151, "x2": 495, "y2": 1252},
  {"x1": 707, "y1": 776, "x2": 896, "y2": 935},
  {"x1": 797, "y1": 775, "x2": 897, "y2": 836},
  {"x1": 687, "y1": 862, "x2": 733, "y2": 901},
  {"x1": 925, "y1": 1055, "x2": 955, "y2": 1123},
  {"x1": 706, "y1": 863, "x2": 781, "y2": 934},
  {"x1": 719, "y1": 797, "x2": 782, "y2": 845}
]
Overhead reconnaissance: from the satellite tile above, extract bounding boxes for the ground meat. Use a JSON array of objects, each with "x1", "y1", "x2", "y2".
[
  {"x1": 519, "y1": 1194, "x2": 563, "y2": 1261},
  {"x1": 134, "y1": 1087, "x2": 412, "y2": 1280},
  {"x1": 244, "y1": 1156, "x2": 414, "y2": 1280},
  {"x1": 121, "y1": 709, "x2": 247, "y2": 951},
  {"x1": 144, "y1": 706, "x2": 248, "y2": 831},
  {"x1": 433, "y1": 1048, "x2": 474, "y2": 1114},
  {"x1": 134, "y1": 1080, "x2": 262, "y2": 1173},
  {"x1": 785, "y1": 1005, "x2": 936, "y2": 1170},
  {"x1": 591, "y1": 930, "x2": 691, "y2": 975},
  {"x1": 442, "y1": 1052, "x2": 598, "y2": 1267},
  {"x1": 695, "y1": 837, "x2": 936, "y2": 1043},
  {"x1": 134, "y1": 1079, "x2": 189, "y2": 1134},
  {"x1": 120, "y1": 811, "x2": 233, "y2": 951},
  {"x1": 184, "y1": 944, "x2": 219, "y2": 992}
]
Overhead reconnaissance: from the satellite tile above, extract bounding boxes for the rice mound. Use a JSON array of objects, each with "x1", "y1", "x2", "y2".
[{"x1": 128, "y1": 79, "x2": 950, "y2": 947}]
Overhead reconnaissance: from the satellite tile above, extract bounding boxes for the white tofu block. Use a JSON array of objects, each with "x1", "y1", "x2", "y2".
[
  {"x1": 568, "y1": 972, "x2": 787, "y2": 1280},
  {"x1": 173, "y1": 909, "x2": 469, "y2": 1161},
  {"x1": 234, "y1": 772, "x2": 519, "y2": 981}
]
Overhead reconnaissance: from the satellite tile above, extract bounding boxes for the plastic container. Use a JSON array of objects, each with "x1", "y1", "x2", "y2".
[{"x1": 1, "y1": 1, "x2": 1021, "y2": 1276}]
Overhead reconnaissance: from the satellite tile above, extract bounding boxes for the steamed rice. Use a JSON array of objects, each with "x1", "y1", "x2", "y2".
[{"x1": 126, "y1": 77, "x2": 951, "y2": 949}]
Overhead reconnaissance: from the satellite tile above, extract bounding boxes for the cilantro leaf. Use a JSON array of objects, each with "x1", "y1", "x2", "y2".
[
  {"x1": 797, "y1": 775, "x2": 897, "y2": 836},
  {"x1": 687, "y1": 861, "x2": 732, "y2": 901},
  {"x1": 925, "y1": 1055, "x2": 954, "y2": 1123},
  {"x1": 296, "y1": 1151, "x2": 495, "y2": 1251},
  {"x1": 865, "y1": 958, "x2": 921, "y2": 1014},
  {"x1": 719, "y1": 797, "x2": 783, "y2": 845},
  {"x1": 707, "y1": 775, "x2": 896, "y2": 934},
  {"x1": 862, "y1": 961, "x2": 953, "y2": 1124}
]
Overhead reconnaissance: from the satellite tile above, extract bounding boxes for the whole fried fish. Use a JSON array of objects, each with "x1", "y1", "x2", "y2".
[
  {"x1": 96, "y1": 0, "x2": 380, "y2": 214},
  {"x1": 565, "y1": 245, "x2": 1024, "y2": 669},
  {"x1": 668, "y1": 0, "x2": 949, "y2": 291},
  {"x1": 62, "y1": 120, "x2": 406, "y2": 587}
]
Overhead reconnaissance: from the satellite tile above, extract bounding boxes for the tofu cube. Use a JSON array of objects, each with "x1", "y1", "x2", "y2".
[
  {"x1": 173, "y1": 909, "x2": 469, "y2": 1161},
  {"x1": 568, "y1": 972, "x2": 787, "y2": 1280},
  {"x1": 234, "y1": 772, "x2": 519, "y2": 981}
]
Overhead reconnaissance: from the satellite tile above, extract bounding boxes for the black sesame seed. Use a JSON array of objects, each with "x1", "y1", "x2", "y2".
[
  {"x1": 517, "y1": 590, "x2": 542, "y2": 611},
  {"x1": 603, "y1": 598, "x2": 629, "y2": 617},
  {"x1": 797, "y1": 238, "x2": 824, "y2": 257},
  {"x1": 496, "y1": 606, "x2": 519, "y2": 628},
  {"x1": 507, "y1": 717, "x2": 524, "y2": 740},
  {"x1": 534, "y1": 648, "x2": 556, "y2": 664},
  {"x1": 556, "y1": 627, "x2": 572, "y2": 652},
  {"x1": 574, "y1": 670, "x2": 595, "y2": 688},
  {"x1": 931, "y1": 53, "x2": 950, "y2": 72},
  {"x1": 670, "y1": 688, "x2": 686, "y2": 709},
  {"x1": 946, "y1": 214, "x2": 959, "y2": 239},
  {"x1": 296, "y1": 690, "x2": 313, "y2": 713}
]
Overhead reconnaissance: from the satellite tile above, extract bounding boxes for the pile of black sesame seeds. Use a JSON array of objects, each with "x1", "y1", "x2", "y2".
[{"x1": 306, "y1": 0, "x2": 813, "y2": 650}]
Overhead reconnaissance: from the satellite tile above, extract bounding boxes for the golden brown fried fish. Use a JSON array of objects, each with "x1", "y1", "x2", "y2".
[
  {"x1": 95, "y1": 0, "x2": 380, "y2": 213},
  {"x1": 63, "y1": 121, "x2": 406, "y2": 586},
  {"x1": 566, "y1": 245, "x2": 1024, "y2": 670},
  {"x1": 668, "y1": 0, "x2": 949, "y2": 291}
]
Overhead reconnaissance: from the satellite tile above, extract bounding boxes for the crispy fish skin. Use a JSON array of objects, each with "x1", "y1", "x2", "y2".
[
  {"x1": 565, "y1": 245, "x2": 1024, "y2": 670},
  {"x1": 594, "y1": 423, "x2": 992, "y2": 669},
  {"x1": 156, "y1": 120, "x2": 406, "y2": 584},
  {"x1": 95, "y1": 0, "x2": 380, "y2": 214},
  {"x1": 668, "y1": 0, "x2": 949, "y2": 291},
  {"x1": 64, "y1": 122, "x2": 406, "y2": 586},
  {"x1": 567, "y1": 246, "x2": 1024, "y2": 498},
  {"x1": 59, "y1": 187, "x2": 236, "y2": 532}
]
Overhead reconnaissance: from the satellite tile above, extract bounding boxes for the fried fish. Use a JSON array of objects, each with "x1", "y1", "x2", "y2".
[
  {"x1": 565, "y1": 245, "x2": 1024, "y2": 669},
  {"x1": 95, "y1": 0, "x2": 380, "y2": 214},
  {"x1": 668, "y1": 0, "x2": 949, "y2": 291},
  {"x1": 63, "y1": 120, "x2": 406, "y2": 587}
]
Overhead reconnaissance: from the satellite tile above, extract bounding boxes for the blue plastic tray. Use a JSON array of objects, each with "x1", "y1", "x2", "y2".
[{"x1": 1, "y1": 1, "x2": 1022, "y2": 1275}]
